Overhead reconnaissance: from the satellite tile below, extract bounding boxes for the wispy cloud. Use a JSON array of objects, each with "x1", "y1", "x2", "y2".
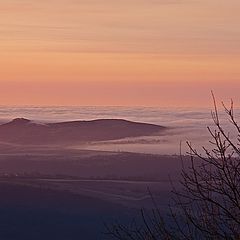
[
  {"x1": 0, "y1": 0, "x2": 240, "y2": 100},
  {"x1": 0, "y1": 0, "x2": 239, "y2": 55}
]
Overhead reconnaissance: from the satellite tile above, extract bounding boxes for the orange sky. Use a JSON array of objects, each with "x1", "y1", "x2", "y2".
[{"x1": 0, "y1": 0, "x2": 240, "y2": 106}]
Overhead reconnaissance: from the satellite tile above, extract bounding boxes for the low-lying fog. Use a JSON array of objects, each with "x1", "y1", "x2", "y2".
[{"x1": 0, "y1": 106, "x2": 238, "y2": 155}]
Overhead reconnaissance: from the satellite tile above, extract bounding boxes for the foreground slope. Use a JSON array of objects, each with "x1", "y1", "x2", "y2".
[{"x1": 0, "y1": 181, "x2": 131, "y2": 240}]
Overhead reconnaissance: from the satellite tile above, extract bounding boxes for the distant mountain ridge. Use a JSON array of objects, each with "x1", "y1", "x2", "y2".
[{"x1": 0, "y1": 118, "x2": 166, "y2": 145}]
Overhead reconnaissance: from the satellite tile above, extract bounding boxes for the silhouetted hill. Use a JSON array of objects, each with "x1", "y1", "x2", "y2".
[{"x1": 0, "y1": 118, "x2": 165, "y2": 145}]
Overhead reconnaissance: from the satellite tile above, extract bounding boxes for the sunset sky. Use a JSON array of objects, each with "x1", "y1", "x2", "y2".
[{"x1": 0, "y1": 0, "x2": 240, "y2": 106}]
